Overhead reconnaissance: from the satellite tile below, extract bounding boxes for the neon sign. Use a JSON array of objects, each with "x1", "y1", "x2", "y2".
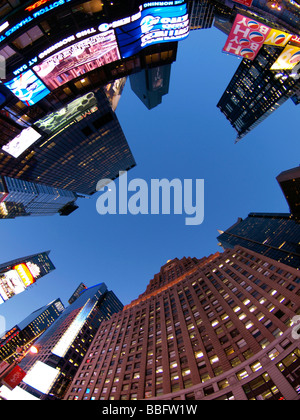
[{"x1": 25, "y1": 0, "x2": 53, "y2": 12}]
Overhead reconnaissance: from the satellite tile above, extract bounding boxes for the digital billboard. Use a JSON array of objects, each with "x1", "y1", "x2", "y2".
[
  {"x1": 270, "y1": 45, "x2": 300, "y2": 70},
  {"x1": 23, "y1": 361, "x2": 60, "y2": 394},
  {"x1": 0, "y1": 270, "x2": 26, "y2": 304},
  {"x1": 4, "y1": 70, "x2": 50, "y2": 106},
  {"x1": 222, "y1": 14, "x2": 271, "y2": 60},
  {"x1": 33, "y1": 30, "x2": 120, "y2": 91},
  {"x1": 2, "y1": 127, "x2": 42, "y2": 158},
  {"x1": 115, "y1": 2, "x2": 189, "y2": 58},
  {"x1": 34, "y1": 92, "x2": 98, "y2": 135},
  {"x1": 264, "y1": 28, "x2": 292, "y2": 47}
]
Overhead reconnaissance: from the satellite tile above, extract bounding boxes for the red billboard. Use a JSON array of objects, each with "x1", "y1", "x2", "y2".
[
  {"x1": 232, "y1": 0, "x2": 253, "y2": 7},
  {"x1": 2, "y1": 366, "x2": 27, "y2": 390},
  {"x1": 223, "y1": 14, "x2": 271, "y2": 60}
]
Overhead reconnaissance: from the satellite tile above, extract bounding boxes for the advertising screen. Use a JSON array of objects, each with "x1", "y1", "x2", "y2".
[
  {"x1": 270, "y1": 45, "x2": 300, "y2": 70},
  {"x1": 33, "y1": 30, "x2": 120, "y2": 91},
  {"x1": 0, "y1": 270, "x2": 26, "y2": 304},
  {"x1": 4, "y1": 70, "x2": 50, "y2": 106},
  {"x1": 13, "y1": 264, "x2": 35, "y2": 287},
  {"x1": 23, "y1": 361, "x2": 60, "y2": 394},
  {"x1": 2, "y1": 127, "x2": 42, "y2": 158},
  {"x1": 222, "y1": 14, "x2": 271, "y2": 60},
  {"x1": 34, "y1": 92, "x2": 98, "y2": 135},
  {"x1": 115, "y1": 3, "x2": 189, "y2": 58}
]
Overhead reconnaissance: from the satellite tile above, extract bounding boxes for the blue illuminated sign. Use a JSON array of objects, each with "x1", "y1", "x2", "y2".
[
  {"x1": 116, "y1": 2, "x2": 189, "y2": 58},
  {"x1": 4, "y1": 70, "x2": 50, "y2": 106}
]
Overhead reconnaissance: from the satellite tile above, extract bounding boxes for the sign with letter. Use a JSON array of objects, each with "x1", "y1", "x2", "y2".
[
  {"x1": 223, "y1": 14, "x2": 271, "y2": 60},
  {"x1": 271, "y1": 45, "x2": 300, "y2": 70}
]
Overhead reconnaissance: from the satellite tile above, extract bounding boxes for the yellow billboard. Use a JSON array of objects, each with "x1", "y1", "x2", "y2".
[
  {"x1": 264, "y1": 28, "x2": 292, "y2": 47},
  {"x1": 271, "y1": 45, "x2": 300, "y2": 70}
]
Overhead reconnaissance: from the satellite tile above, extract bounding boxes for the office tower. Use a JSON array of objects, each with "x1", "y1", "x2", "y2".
[
  {"x1": 68, "y1": 283, "x2": 88, "y2": 305},
  {"x1": 0, "y1": 251, "x2": 55, "y2": 305},
  {"x1": 129, "y1": 64, "x2": 172, "y2": 110},
  {"x1": 217, "y1": 213, "x2": 300, "y2": 270},
  {"x1": 277, "y1": 167, "x2": 300, "y2": 222},
  {"x1": 0, "y1": 88, "x2": 136, "y2": 195},
  {"x1": 65, "y1": 248, "x2": 300, "y2": 401},
  {"x1": 0, "y1": 176, "x2": 78, "y2": 219},
  {"x1": 0, "y1": 299, "x2": 65, "y2": 364},
  {"x1": 18, "y1": 283, "x2": 123, "y2": 400},
  {"x1": 217, "y1": 45, "x2": 300, "y2": 141},
  {"x1": 187, "y1": 0, "x2": 215, "y2": 30}
]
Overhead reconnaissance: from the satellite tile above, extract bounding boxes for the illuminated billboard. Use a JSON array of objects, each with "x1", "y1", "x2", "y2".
[
  {"x1": 33, "y1": 31, "x2": 120, "y2": 91},
  {"x1": 264, "y1": 28, "x2": 292, "y2": 47},
  {"x1": 23, "y1": 361, "x2": 60, "y2": 394},
  {"x1": 0, "y1": 270, "x2": 26, "y2": 304},
  {"x1": 4, "y1": 70, "x2": 50, "y2": 106},
  {"x1": 270, "y1": 45, "x2": 300, "y2": 70},
  {"x1": 34, "y1": 92, "x2": 98, "y2": 135},
  {"x1": 223, "y1": 14, "x2": 271, "y2": 60},
  {"x1": 13, "y1": 264, "x2": 35, "y2": 287},
  {"x1": 2, "y1": 127, "x2": 42, "y2": 158},
  {"x1": 115, "y1": 2, "x2": 189, "y2": 58}
]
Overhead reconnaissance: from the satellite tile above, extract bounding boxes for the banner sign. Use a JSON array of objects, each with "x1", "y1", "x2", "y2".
[
  {"x1": 2, "y1": 366, "x2": 27, "y2": 390},
  {"x1": 232, "y1": 0, "x2": 253, "y2": 7},
  {"x1": 264, "y1": 28, "x2": 292, "y2": 47},
  {"x1": 223, "y1": 14, "x2": 271, "y2": 60},
  {"x1": 270, "y1": 45, "x2": 300, "y2": 70},
  {"x1": 116, "y1": 2, "x2": 189, "y2": 58}
]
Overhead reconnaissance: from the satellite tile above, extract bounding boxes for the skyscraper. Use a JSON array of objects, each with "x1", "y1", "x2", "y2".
[
  {"x1": 217, "y1": 213, "x2": 300, "y2": 270},
  {"x1": 65, "y1": 247, "x2": 300, "y2": 401},
  {"x1": 277, "y1": 166, "x2": 300, "y2": 222},
  {"x1": 18, "y1": 283, "x2": 123, "y2": 400},
  {"x1": 0, "y1": 299, "x2": 65, "y2": 364},
  {"x1": 0, "y1": 176, "x2": 78, "y2": 219},
  {"x1": 217, "y1": 45, "x2": 300, "y2": 141},
  {"x1": 0, "y1": 251, "x2": 55, "y2": 305},
  {"x1": 0, "y1": 88, "x2": 136, "y2": 196}
]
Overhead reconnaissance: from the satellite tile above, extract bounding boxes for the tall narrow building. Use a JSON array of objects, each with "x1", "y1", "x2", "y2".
[
  {"x1": 65, "y1": 248, "x2": 300, "y2": 401},
  {"x1": 0, "y1": 251, "x2": 55, "y2": 305},
  {"x1": 217, "y1": 213, "x2": 300, "y2": 270},
  {"x1": 18, "y1": 283, "x2": 123, "y2": 400}
]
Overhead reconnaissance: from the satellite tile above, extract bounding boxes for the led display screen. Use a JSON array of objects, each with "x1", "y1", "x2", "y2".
[
  {"x1": 2, "y1": 127, "x2": 42, "y2": 158},
  {"x1": 115, "y1": 2, "x2": 189, "y2": 58},
  {"x1": 4, "y1": 70, "x2": 50, "y2": 106},
  {"x1": 0, "y1": 270, "x2": 26, "y2": 304},
  {"x1": 34, "y1": 92, "x2": 98, "y2": 135},
  {"x1": 33, "y1": 30, "x2": 120, "y2": 91},
  {"x1": 23, "y1": 361, "x2": 60, "y2": 394}
]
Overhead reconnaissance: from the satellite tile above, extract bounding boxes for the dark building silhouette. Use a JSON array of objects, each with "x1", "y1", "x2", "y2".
[
  {"x1": 217, "y1": 213, "x2": 300, "y2": 270},
  {"x1": 277, "y1": 166, "x2": 300, "y2": 222}
]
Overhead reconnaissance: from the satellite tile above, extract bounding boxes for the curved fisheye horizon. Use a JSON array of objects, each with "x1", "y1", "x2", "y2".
[{"x1": 0, "y1": 0, "x2": 299, "y2": 402}]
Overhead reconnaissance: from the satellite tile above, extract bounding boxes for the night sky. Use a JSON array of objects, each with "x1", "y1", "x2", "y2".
[{"x1": 0, "y1": 28, "x2": 298, "y2": 333}]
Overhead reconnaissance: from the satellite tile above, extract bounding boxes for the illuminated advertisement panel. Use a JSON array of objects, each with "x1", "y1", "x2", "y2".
[
  {"x1": 115, "y1": 2, "x2": 189, "y2": 59},
  {"x1": 33, "y1": 30, "x2": 120, "y2": 91},
  {"x1": 264, "y1": 28, "x2": 292, "y2": 47},
  {"x1": 4, "y1": 70, "x2": 50, "y2": 106},
  {"x1": 0, "y1": 270, "x2": 26, "y2": 304},
  {"x1": 23, "y1": 361, "x2": 60, "y2": 394},
  {"x1": 0, "y1": 0, "x2": 75, "y2": 45},
  {"x1": 34, "y1": 92, "x2": 98, "y2": 135},
  {"x1": 13, "y1": 264, "x2": 35, "y2": 287},
  {"x1": 2, "y1": 127, "x2": 42, "y2": 158},
  {"x1": 270, "y1": 45, "x2": 300, "y2": 70},
  {"x1": 222, "y1": 14, "x2": 271, "y2": 60}
]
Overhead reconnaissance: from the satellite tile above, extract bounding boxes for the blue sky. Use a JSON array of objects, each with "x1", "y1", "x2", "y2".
[{"x1": 0, "y1": 28, "x2": 298, "y2": 332}]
